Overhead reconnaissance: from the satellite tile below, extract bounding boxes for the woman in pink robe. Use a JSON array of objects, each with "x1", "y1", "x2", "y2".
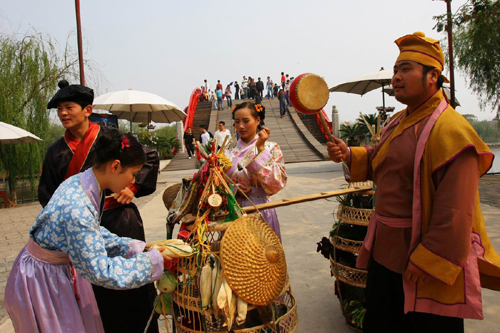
[{"x1": 225, "y1": 102, "x2": 287, "y2": 241}]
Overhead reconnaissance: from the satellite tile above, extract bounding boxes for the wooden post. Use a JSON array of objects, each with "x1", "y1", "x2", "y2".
[
  {"x1": 75, "y1": 0, "x2": 85, "y2": 86},
  {"x1": 446, "y1": 0, "x2": 456, "y2": 108}
]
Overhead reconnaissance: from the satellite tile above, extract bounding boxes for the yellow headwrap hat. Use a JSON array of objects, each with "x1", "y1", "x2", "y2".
[{"x1": 395, "y1": 31, "x2": 449, "y2": 83}]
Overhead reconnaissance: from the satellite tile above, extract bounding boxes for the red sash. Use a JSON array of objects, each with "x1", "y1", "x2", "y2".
[{"x1": 64, "y1": 122, "x2": 100, "y2": 180}]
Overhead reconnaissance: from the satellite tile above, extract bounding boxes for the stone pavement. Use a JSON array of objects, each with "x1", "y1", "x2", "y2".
[{"x1": 2, "y1": 161, "x2": 500, "y2": 332}]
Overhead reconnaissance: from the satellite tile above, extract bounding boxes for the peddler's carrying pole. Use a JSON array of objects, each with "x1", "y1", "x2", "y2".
[
  {"x1": 242, "y1": 186, "x2": 372, "y2": 213},
  {"x1": 75, "y1": 0, "x2": 85, "y2": 86}
]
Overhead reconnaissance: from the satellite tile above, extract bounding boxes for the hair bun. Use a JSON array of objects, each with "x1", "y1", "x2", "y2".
[{"x1": 58, "y1": 80, "x2": 69, "y2": 89}]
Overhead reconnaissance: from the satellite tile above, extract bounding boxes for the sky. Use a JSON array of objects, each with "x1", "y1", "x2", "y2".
[{"x1": 1, "y1": 0, "x2": 497, "y2": 124}]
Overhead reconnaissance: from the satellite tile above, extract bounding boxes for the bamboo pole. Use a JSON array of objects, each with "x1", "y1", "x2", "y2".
[{"x1": 242, "y1": 186, "x2": 372, "y2": 213}]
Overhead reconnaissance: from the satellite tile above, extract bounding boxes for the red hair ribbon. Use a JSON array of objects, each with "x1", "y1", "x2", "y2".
[{"x1": 121, "y1": 136, "x2": 130, "y2": 150}]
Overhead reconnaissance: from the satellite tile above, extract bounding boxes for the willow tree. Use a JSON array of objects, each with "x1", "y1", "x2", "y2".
[
  {"x1": 434, "y1": 0, "x2": 500, "y2": 119},
  {"x1": 0, "y1": 30, "x2": 78, "y2": 202}
]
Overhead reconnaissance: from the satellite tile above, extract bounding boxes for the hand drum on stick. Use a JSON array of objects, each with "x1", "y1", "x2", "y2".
[{"x1": 289, "y1": 73, "x2": 334, "y2": 141}]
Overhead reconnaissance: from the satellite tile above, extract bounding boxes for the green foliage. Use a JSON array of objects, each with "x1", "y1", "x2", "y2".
[
  {"x1": 356, "y1": 113, "x2": 378, "y2": 136},
  {"x1": 471, "y1": 120, "x2": 500, "y2": 143},
  {"x1": 118, "y1": 119, "x2": 142, "y2": 133},
  {"x1": 434, "y1": 0, "x2": 500, "y2": 117},
  {"x1": 462, "y1": 114, "x2": 478, "y2": 123},
  {"x1": 339, "y1": 123, "x2": 364, "y2": 140},
  {"x1": 44, "y1": 122, "x2": 66, "y2": 151},
  {"x1": 151, "y1": 124, "x2": 179, "y2": 159},
  {"x1": 118, "y1": 120, "x2": 180, "y2": 158},
  {"x1": 343, "y1": 300, "x2": 366, "y2": 329},
  {"x1": 155, "y1": 136, "x2": 179, "y2": 159},
  {"x1": 462, "y1": 115, "x2": 500, "y2": 142},
  {"x1": 0, "y1": 30, "x2": 78, "y2": 201}
]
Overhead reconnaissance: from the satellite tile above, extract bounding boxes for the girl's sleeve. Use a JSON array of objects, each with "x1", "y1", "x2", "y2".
[
  {"x1": 245, "y1": 143, "x2": 287, "y2": 196},
  {"x1": 99, "y1": 226, "x2": 147, "y2": 258},
  {"x1": 62, "y1": 207, "x2": 163, "y2": 290}
]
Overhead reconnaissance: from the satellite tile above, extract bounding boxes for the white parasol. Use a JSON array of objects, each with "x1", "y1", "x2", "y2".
[
  {"x1": 0, "y1": 122, "x2": 43, "y2": 145},
  {"x1": 329, "y1": 68, "x2": 393, "y2": 111},
  {"x1": 93, "y1": 89, "x2": 187, "y2": 129}
]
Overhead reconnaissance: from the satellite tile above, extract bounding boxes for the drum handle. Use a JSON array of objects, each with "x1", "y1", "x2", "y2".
[
  {"x1": 317, "y1": 112, "x2": 334, "y2": 142},
  {"x1": 318, "y1": 112, "x2": 349, "y2": 174}
]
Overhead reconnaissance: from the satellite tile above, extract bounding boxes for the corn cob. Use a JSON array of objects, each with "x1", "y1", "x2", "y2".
[
  {"x1": 212, "y1": 263, "x2": 222, "y2": 319},
  {"x1": 151, "y1": 244, "x2": 193, "y2": 258},
  {"x1": 200, "y1": 261, "x2": 212, "y2": 322},
  {"x1": 236, "y1": 297, "x2": 247, "y2": 326}
]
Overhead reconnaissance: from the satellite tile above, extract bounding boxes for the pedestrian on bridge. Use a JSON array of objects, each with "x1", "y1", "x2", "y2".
[
  {"x1": 285, "y1": 80, "x2": 291, "y2": 106},
  {"x1": 203, "y1": 79, "x2": 210, "y2": 94},
  {"x1": 278, "y1": 89, "x2": 287, "y2": 118},
  {"x1": 256, "y1": 77, "x2": 264, "y2": 99},
  {"x1": 216, "y1": 88, "x2": 224, "y2": 110},
  {"x1": 234, "y1": 81, "x2": 240, "y2": 100},
  {"x1": 211, "y1": 90, "x2": 217, "y2": 110},
  {"x1": 216, "y1": 80, "x2": 223, "y2": 92},
  {"x1": 183, "y1": 127, "x2": 195, "y2": 159},
  {"x1": 266, "y1": 76, "x2": 274, "y2": 99},
  {"x1": 242, "y1": 76, "x2": 249, "y2": 99},
  {"x1": 249, "y1": 77, "x2": 257, "y2": 100},
  {"x1": 214, "y1": 121, "x2": 231, "y2": 150},
  {"x1": 225, "y1": 84, "x2": 233, "y2": 108}
]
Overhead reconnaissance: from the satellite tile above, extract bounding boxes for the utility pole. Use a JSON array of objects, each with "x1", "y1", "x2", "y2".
[
  {"x1": 75, "y1": 0, "x2": 85, "y2": 86},
  {"x1": 445, "y1": 0, "x2": 456, "y2": 108}
]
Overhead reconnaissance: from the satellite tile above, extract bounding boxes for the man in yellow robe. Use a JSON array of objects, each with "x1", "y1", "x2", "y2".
[{"x1": 328, "y1": 32, "x2": 500, "y2": 332}]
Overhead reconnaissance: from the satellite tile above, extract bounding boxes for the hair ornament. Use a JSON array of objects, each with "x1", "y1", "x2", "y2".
[{"x1": 121, "y1": 136, "x2": 130, "y2": 151}]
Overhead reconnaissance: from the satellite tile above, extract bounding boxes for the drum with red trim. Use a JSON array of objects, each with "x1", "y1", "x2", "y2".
[{"x1": 289, "y1": 73, "x2": 330, "y2": 115}]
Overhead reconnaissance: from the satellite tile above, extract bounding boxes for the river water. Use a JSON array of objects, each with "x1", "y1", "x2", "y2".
[{"x1": 490, "y1": 147, "x2": 500, "y2": 173}]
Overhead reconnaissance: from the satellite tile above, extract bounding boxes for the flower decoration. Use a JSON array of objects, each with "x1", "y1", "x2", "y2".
[
  {"x1": 232, "y1": 106, "x2": 237, "y2": 112},
  {"x1": 121, "y1": 136, "x2": 130, "y2": 151},
  {"x1": 255, "y1": 104, "x2": 263, "y2": 112}
]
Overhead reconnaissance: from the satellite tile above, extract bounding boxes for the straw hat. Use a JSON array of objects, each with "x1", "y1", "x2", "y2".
[
  {"x1": 220, "y1": 216, "x2": 287, "y2": 306},
  {"x1": 162, "y1": 183, "x2": 182, "y2": 209}
]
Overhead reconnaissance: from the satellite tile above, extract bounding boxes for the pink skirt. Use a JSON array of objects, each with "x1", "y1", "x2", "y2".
[{"x1": 4, "y1": 239, "x2": 104, "y2": 333}]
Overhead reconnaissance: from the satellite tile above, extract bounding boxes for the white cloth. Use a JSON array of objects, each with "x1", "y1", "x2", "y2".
[
  {"x1": 201, "y1": 132, "x2": 211, "y2": 145},
  {"x1": 214, "y1": 129, "x2": 231, "y2": 147}
]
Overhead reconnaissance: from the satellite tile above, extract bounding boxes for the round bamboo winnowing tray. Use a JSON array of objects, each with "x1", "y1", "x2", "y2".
[{"x1": 220, "y1": 216, "x2": 287, "y2": 306}]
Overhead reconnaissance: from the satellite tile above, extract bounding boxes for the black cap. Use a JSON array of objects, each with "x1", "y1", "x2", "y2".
[{"x1": 47, "y1": 80, "x2": 94, "y2": 109}]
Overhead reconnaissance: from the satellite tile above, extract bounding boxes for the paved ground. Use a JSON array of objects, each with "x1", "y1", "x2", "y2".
[{"x1": 1, "y1": 161, "x2": 500, "y2": 332}]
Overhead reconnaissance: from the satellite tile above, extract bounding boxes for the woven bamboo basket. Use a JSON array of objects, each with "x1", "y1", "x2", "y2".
[
  {"x1": 172, "y1": 221, "x2": 298, "y2": 332},
  {"x1": 337, "y1": 205, "x2": 373, "y2": 226},
  {"x1": 329, "y1": 256, "x2": 368, "y2": 288},
  {"x1": 173, "y1": 286, "x2": 298, "y2": 333},
  {"x1": 331, "y1": 236, "x2": 363, "y2": 254}
]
